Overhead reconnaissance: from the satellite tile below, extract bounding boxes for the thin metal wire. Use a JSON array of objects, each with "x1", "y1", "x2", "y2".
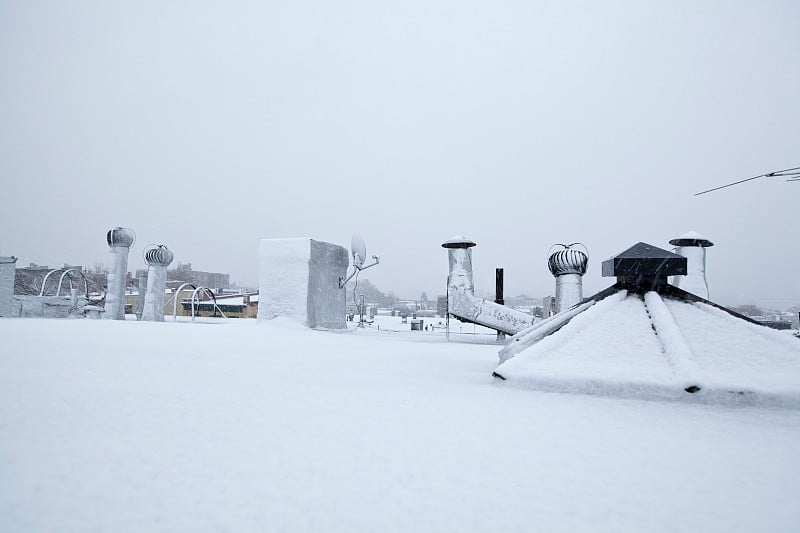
[{"x1": 695, "y1": 166, "x2": 800, "y2": 196}]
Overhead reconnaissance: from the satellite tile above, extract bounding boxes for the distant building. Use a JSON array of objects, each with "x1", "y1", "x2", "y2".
[{"x1": 166, "y1": 263, "x2": 230, "y2": 290}]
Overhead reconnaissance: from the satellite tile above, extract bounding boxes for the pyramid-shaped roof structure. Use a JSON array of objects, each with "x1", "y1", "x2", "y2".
[{"x1": 495, "y1": 243, "x2": 800, "y2": 407}]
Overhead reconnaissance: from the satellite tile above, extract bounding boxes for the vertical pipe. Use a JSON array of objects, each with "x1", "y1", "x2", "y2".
[
  {"x1": 136, "y1": 272, "x2": 147, "y2": 320},
  {"x1": 141, "y1": 246, "x2": 173, "y2": 322},
  {"x1": 496, "y1": 268, "x2": 505, "y2": 342},
  {"x1": 554, "y1": 273, "x2": 583, "y2": 314},
  {"x1": 105, "y1": 228, "x2": 135, "y2": 320},
  {"x1": 668, "y1": 234, "x2": 713, "y2": 300},
  {"x1": 495, "y1": 268, "x2": 504, "y2": 305},
  {"x1": 142, "y1": 265, "x2": 168, "y2": 321},
  {"x1": 672, "y1": 246, "x2": 709, "y2": 299},
  {"x1": 106, "y1": 246, "x2": 130, "y2": 319},
  {"x1": 548, "y1": 245, "x2": 588, "y2": 315}
]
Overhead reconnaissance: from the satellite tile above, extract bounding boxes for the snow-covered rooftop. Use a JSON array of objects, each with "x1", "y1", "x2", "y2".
[{"x1": 1, "y1": 317, "x2": 799, "y2": 530}]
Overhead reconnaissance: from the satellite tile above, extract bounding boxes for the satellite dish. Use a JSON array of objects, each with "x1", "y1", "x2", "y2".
[
  {"x1": 339, "y1": 233, "x2": 380, "y2": 288},
  {"x1": 351, "y1": 234, "x2": 366, "y2": 269}
]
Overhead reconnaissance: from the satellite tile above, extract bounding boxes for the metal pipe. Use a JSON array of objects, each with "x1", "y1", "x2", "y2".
[
  {"x1": 172, "y1": 282, "x2": 197, "y2": 320},
  {"x1": 442, "y1": 236, "x2": 534, "y2": 335},
  {"x1": 668, "y1": 233, "x2": 713, "y2": 300},
  {"x1": 39, "y1": 269, "x2": 61, "y2": 296},
  {"x1": 105, "y1": 227, "x2": 135, "y2": 320},
  {"x1": 548, "y1": 244, "x2": 588, "y2": 314},
  {"x1": 136, "y1": 272, "x2": 147, "y2": 320},
  {"x1": 496, "y1": 268, "x2": 505, "y2": 341},
  {"x1": 141, "y1": 245, "x2": 173, "y2": 322},
  {"x1": 55, "y1": 268, "x2": 89, "y2": 299}
]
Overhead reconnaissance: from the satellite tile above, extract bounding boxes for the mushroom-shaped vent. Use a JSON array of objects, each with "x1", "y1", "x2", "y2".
[
  {"x1": 107, "y1": 227, "x2": 135, "y2": 248},
  {"x1": 548, "y1": 244, "x2": 588, "y2": 277},
  {"x1": 669, "y1": 231, "x2": 714, "y2": 248},
  {"x1": 144, "y1": 245, "x2": 174, "y2": 267},
  {"x1": 441, "y1": 235, "x2": 477, "y2": 249}
]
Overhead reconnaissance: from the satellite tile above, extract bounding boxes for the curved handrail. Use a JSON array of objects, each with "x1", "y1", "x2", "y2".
[
  {"x1": 172, "y1": 282, "x2": 197, "y2": 321},
  {"x1": 39, "y1": 269, "x2": 62, "y2": 296},
  {"x1": 190, "y1": 286, "x2": 227, "y2": 322},
  {"x1": 56, "y1": 268, "x2": 89, "y2": 298}
]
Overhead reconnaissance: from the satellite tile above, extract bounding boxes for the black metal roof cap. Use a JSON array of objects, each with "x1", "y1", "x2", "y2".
[
  {"x1": 669, "y1": 236, "x2": 714, "y2": 247},
  {"x1": 601, "y1": 242, "x2": 687, "y2": 292}
]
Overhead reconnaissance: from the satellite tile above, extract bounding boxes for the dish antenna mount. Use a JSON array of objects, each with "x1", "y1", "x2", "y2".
[{"x1": 339, "y1": 234, "x2": 380, "y2": 288}]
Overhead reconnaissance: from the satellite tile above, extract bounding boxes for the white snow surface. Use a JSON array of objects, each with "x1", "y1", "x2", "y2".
[
  {"x1": 495, "y1": 292, "x2": 800, "y2": 407},
  {"x1": 674, "y1": 230, "x2": 709, "y2": 241},
  {"x1": 2, "y1": 317, "x2": 800, "y2": 531},
  {"x1": 257, "y1": 238, "x2": 312, "y2": 324}
]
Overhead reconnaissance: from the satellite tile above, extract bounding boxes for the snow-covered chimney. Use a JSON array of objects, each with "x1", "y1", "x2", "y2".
[
  {"x1": 668, "y1": 232, "x2": 713, "y2": 300},
  {"x1": 105, "y1": 228, "x2": 135, "y2": 320},
  {"x1": 548, "y1": 244, "x2": 588, "y2": 314},
  {"x1": 141, "y1": 245, "x2": 174, "y2": 322}
]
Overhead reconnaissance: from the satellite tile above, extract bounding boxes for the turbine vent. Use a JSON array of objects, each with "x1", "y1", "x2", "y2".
[
  {"x1": 106, "y1": 227, "x2": 135, "y2": 248},
  {"x1": 548, "y1": 245, "x2": 588, "y2": 277},
  {"x1": 144, "y1": 245, "x2": 174, "y2": 267},
  {"x1": 141, "y1": 244, "x2": 173, "y2": 321},
  {"x1": 548, "y1": 243, "x2": 588, "y2": 315},
  {"x1": 105, "y1": 227, "x2": 135, "y2": 320}
]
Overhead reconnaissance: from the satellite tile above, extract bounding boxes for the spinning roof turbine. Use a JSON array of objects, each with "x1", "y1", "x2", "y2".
[
  {"x1": 105, "y1": 227, "x2": 135, "y2": 320},
  {"x1": 547, "y1": 243, "x2": 588, "y2": 314},
  {"x1": 141, "y1": 244, "x2": 174, "y2": 322}
]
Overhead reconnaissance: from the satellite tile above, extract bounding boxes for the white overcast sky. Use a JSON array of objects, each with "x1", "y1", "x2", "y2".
[{"x1": 1, "y1": 1, "x2": 798, "y2": 308}]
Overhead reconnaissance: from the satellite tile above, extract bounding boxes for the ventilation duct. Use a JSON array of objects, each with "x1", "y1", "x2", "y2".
[
  {"x1": 443, "y1": 235, "x2": 533, "y2": 335},
  {"x1": 547, "y1": 244, "x2": 588, "y2": 314},
  {"x1": 105, "y1": 227, "x2": 135, "y2": 320},
  {"x1": 669, "y1": 232, "x2": 713, "y2": 300},
  {"x1": 141, "y1": 245, "x2": 174, "y2": 322}
]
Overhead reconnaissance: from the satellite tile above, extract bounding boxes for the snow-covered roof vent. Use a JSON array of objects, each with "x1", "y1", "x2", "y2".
[
  {"x1": 144, "y1": 245, "x2": 174, "y2": 267},
  {"x1": 548, "y1": 243, "x2": 588, "y2": 277},
  {"x1": 601, "y1": 242, "x2": 686, "y2": 291},
  {"x1": 668, "y1": 231, "x2": 714, "y2": 299},
  {"x1": 106, "y1": 227, "x2": 135, "y2": 248},
  {"x1": 441, "y1": 235, "x2": 476, "y2": 249}
]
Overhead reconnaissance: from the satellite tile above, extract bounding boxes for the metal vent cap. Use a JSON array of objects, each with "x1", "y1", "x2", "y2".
[
  {"x1": 548, "y1": 243, "x2": 588, "y2": 276},
  {"x1": 144, "y1": 245, "x2": 174, "y2": 267},
  {"x1": 441, "y1": 235, "x2": 476, "y2": 249},
  {"x1": 107, "y1": 227, "x2": 135, "y2": 248}
]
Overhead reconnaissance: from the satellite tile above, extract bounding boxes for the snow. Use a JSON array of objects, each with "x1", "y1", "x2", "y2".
[
  {"x1": 258, "y1": 238, "x2": 348, "y2": 328},
  {"x1": 257, "y1": 238, "x2": 312, "y2": 324},
  {"x1": 1, "y1": 317, "x2": 799, "y2": 531},
  {"x1": 665, "y1": 299, "x2": 800, "y2": 395},
  {"x1": 495, "y1": 292, "x2": 800, "y2": 407},
  {"x1": 675, "y1": 230, "x2": 709, "y2": 241},
  {"x1": 499, "y1": 298, "x2": 598, "y2": 362}
]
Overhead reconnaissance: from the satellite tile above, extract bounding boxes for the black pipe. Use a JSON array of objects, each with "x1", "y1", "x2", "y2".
[{"x1": 495, "y1": 268, "x2": 504, "y2": 305}]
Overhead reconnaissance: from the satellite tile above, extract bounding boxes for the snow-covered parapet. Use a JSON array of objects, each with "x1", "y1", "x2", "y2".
[
  {"x1": 0, "y1": 256, "x2": 17, "y2": 317},
  {"x1": 257, "y1": 238, "x2": 349, "y2": 329}
]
